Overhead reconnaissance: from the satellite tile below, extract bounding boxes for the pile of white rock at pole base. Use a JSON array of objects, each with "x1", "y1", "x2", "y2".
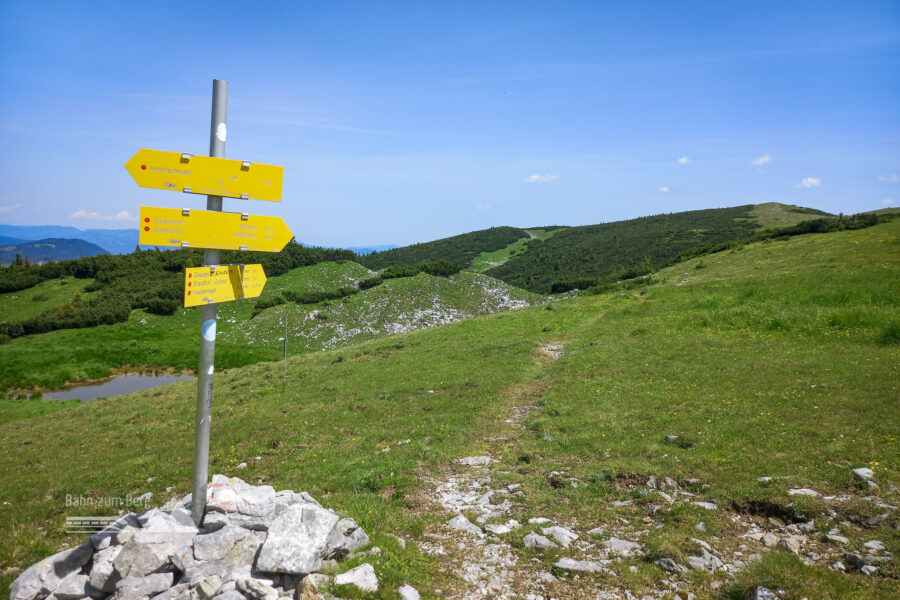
[{"x1": 9, "y1": 475, "x2": 398, "y2": 600}]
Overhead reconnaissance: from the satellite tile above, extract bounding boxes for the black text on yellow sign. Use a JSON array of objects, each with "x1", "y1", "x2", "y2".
[{"x1": 140, "y1": 206, "x2": 294, "y2": 252}]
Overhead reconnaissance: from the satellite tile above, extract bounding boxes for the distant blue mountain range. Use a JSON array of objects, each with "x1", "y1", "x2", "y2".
[
  {"x1": 0, "y1": 238, "x2": 110, "y2": 265},
  {"x1": 344, "y1": 244, "x2": 400, "y2": 255},
  {"x1": 0, "y1": 224, "x2": 398, "y2": 258},
  {"x1": 0, "y1": 225, "x2": 139, "y2": 255}
]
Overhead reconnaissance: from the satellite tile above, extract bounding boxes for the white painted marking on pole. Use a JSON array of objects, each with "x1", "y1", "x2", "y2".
[
  {"x1": 207, "y1": 365, "x2": 214, "y2": 375},
  {"x1": 216, "y1": 123, "x2": 227, "y2": 142},
  {"x1": 202, "y1": 319, "x2": 217, "y2": 341}
]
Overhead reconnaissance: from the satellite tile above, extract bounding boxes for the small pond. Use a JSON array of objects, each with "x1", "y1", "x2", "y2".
[{"x1": 40, "y1": 372, "x2": 196, "y2": 402}]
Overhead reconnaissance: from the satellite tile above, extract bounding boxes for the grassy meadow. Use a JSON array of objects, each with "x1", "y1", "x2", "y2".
[{"x1": 0, "y1": 221, "x2": 897, "y2": 598}]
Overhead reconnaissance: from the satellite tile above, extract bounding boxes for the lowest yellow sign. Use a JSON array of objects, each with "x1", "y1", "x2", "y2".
[
  {"x1": 140, "y1": 206, "x2": 293, "y2": 252},
  {"x1": 184, "y1": 264, "x2": 266, "y2": 307},
  {"x1": 126, "y1": 148, "x2": 283, "y2": 202}
]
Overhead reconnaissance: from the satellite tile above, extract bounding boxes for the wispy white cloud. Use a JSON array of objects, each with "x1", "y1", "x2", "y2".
[
  {"x1": 475, "y1": 203, "x2": 492, "y2": 212},
  {"x1": 881, "y1": 198, "x2": 894, "y2": 205},
  {"x1": 751, "y1": 154, "x2": 771, "y2": 166},
  {"x1": 878, "y1": 173, "x2": 899, "y2": 183},
  {"x1": 677, "y1": 156, "x2": 690, "y2": 164},
  {"x1": 0, "y1": 203, "x2": 21, "y2": 214},
  {"x1": 70, "y1": 210, "x2": 135, "y2": 221},
  {"x1": 658, "y1": 186, "x2": 670, "y2": 193},
  {"x1": 795, "y1": 177, "x2": 821, "y2": 189},
  {"x1": 523, "y1": 174, "x2": 559, "y2": 183}
]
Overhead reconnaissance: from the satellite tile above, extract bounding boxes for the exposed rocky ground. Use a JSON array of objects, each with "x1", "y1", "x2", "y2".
[
  {"x1": 9, "y1": 476, "x2": 408, "y2": 600},
  {"x1": 411, "y1": 343, "x2": 897, "y2": 599},
  {"x1": 416, "y1": 453, "x2": 897, "y2": 599},
  {"x1": 221, "y1": 271, "x2": 541, "y2": 352}
]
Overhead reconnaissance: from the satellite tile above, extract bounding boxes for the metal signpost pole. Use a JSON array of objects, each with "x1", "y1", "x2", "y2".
[{"x1": 192, "y1": 78, "x2": 228, "y2": 526}]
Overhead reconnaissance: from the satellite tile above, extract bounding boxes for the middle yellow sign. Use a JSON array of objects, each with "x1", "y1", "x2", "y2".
[
  {"x1": 139, "y1": 206, "x2": 294, "y2": 252},
  {"x1": 184, "y1": 264, "x2": 267, "y2": 307}
]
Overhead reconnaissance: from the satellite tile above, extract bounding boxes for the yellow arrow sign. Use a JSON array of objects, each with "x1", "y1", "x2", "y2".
[
  {"x1": 139, "y1": 206, "x2": 293, "y2": 252},
  {"x1": 184, "y1": 264, "x2": 267, "y2": 307},
  {"x1": 125, "y1": 148, "x2": 283, "y2": 202}
]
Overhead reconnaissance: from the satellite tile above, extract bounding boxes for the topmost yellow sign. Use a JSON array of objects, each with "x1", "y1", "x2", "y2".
[{"x1": 125, "y1": 149, "x2": 283, "y2": 202}]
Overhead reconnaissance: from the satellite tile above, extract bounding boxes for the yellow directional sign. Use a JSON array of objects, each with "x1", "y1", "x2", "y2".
[
  {"x1": 184, "y1": 264, "x2": 267, "y2": 307},
  {"x1": 139, "y1": 206, "x2": 293, "y2": 252},
  {"x1": 125, "y1": 148, "x2": 283, "y2": 202}
]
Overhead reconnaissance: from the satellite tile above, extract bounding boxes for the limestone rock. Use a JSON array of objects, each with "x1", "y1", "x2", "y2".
[
  {"x1": 603, "y1": 537, "x2": 642, "y2": 557},
  {"x1": 256, "y1": 503, "x2": 339, "y2": 574},
  {"x1": 456, "y1": 456, "x2": 492, "y2": 467},
  {"x1": 852, "y1": 467, "x2": 874, "y2": 481},
  {"x1": 788, "y1": 488, "x2": 819, "y2": 497},
  {"x1": 113, "y1": 572, "x2": 174, "y2": 599},
  {"x1": 398, "y1": 583, "x2": 421, "y2": 600},
  {"x1": 89, "y1": 545, "x2": 123, "y2": 592},
  {"x1": 236, "y1": 577, "x2": 280, "y2": 600},
  {"x1": 824, "y1": 534, "x2": 849, "y2": 545},
  {"x1": 112, "y1": 538, "x2": 174, "y2": 579},
  {"x1": 296, "y1": 575, "x2": 321, "y2": 600},
  {"x1": 541, "y1": 526, "x2": 578, "y2": 548},
  {"x1": 334, "y1": 563, "x2": 378, "y2": 592},
  {"x1": 655, "y1": 557, "x2": 687, "y2": 574},
  {"x1": 797, "y1": 520, "x2": 816, "y2": 533},
  {"x1": 687, "y1": 549, "x2": 724, "y2": 572},
  {"x1": 173, "y1": 528, "x2": 265, "y2": 580},
  {"x1": 447, "y1": 514, "x2": 483, "y2": 536},
  {"x1": 323, "y1": 518, "x2": 369, "y2": 559},
  {"x1": 523, "y1": 532, "x2": 558, "y2": 549},
  {"x1": 863, "y1": 540, "x2": 885, "y2": 553},
  {"x1": 553, "y1": 557, "x2": 605, "y2": 573},
  {"x1": 207, "y1": 474, "x2": 277, "y2": 517},
  {"x1": 10, "y1": 541, "x2": 93, "y2": 600},
  {"x1": 90, "y1": 513, "x2": 140, "y2": 551},
  {"x1": 484, "y1": 523, "x2": 512, "y2": 536},
  {"x1": 151, "y1": 582, "x2": 191, "y2": 600},
  {"x1": 776, "y1": 536, "x2": 803, "y2": 554},
  {"x1": 48, "y1": 573, "x2": 100, "y2": 600},
  {"x1": 190, "y1": 575, "x2": 222, "y2": 600}
]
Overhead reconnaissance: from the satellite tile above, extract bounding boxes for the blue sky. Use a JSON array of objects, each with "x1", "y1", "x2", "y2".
[{"x1": 0, "y1": 1, "x2": 898, "y2": 247}]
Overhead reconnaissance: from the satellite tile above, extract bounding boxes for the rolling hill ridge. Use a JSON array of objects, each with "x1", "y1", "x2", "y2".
[{"x1": 363, "y1": 203, "x2": 835, "y2": 292}]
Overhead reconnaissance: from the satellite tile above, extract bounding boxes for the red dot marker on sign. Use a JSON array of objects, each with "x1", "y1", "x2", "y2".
[
  {"x1": 188, "y1": 273, "x2": 192, "y2": 278},
  {"x1": 188, "y1": 282, "x2": 192, "y2": 287},
  {"x1": 144, "y1": 217, "x2": 150, "y2": 223},
  {"x1": 188, "y1": 291, "x2": 192, "y2": 295},
  {"x1": 144, "y1": 226, "x2": 150, "y2": 232},
  {"x1": 141, "y1": 164, "x2": 147, "y2": 170}
]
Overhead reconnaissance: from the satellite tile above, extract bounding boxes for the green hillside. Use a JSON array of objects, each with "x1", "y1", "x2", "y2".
[
  {"x1": 488, "y1": 205, "x2": 764, "y2": 292},
  {"x1": 1, "y1": 221, "x2": 897, "y2": 599},
  {"x1": 359, "y1": 226, "x2": 529, "y2": 270},
  {"x1": 0, "y1": 260, "x2": 539, "y2": 391},
  {"x1": 358, "y1": 204, "x2": 833, "y2": 294}
]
